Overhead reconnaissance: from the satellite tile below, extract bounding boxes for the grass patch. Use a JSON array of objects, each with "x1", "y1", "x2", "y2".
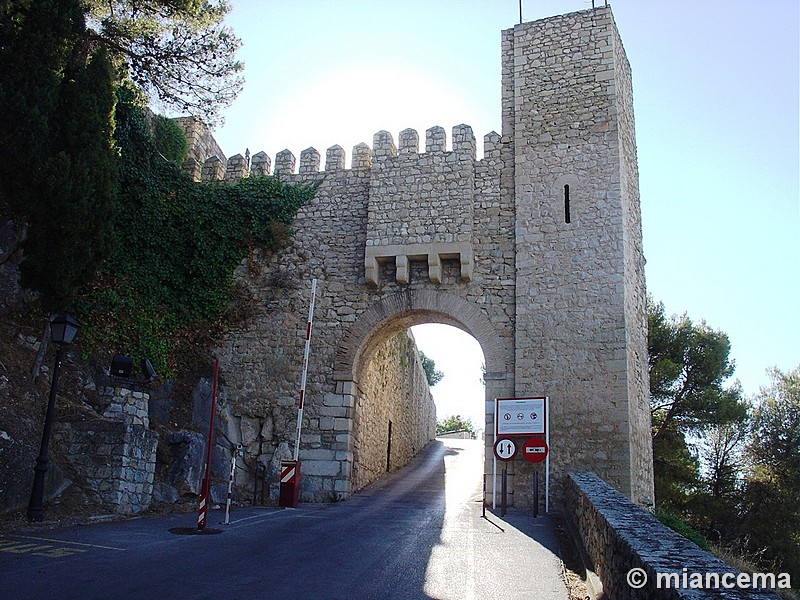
[{"x1": 655, "y1": 508, "x2": 709, "y2": 550}]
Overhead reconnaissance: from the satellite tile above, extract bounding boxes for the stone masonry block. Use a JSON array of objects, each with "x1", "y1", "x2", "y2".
[
  {"x1": 301, "y1": 460, "x2": 341, "y2": 477},
  {"x1": 333, "y1": 418, "x2": 352, "y2": 432},
  {"x1": 335, "y1": 381, "x2": 356, "y2": 396},
  {"x1": 322, "y1": 393, "x2": 344, "y2": 407}
]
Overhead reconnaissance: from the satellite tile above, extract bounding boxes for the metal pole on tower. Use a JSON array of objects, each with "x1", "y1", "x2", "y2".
[
  {"x1": 293, "y1": 279, "x2": 317, "y2": 462},
  {"x1": 519, "y1": 0, "x2": 522, "y2": 24}
]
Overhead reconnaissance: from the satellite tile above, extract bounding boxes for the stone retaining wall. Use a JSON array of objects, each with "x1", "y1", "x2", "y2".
[
  {"x1": 53, "y1": 386, "x2": 157, "y2": 515},
  {"x1": 100, "y1": 385, "x2": 150, "y2": 427},
  {"x1": 54, "y1": 419, "x2": 157, "y2": 515},
  {"x1": 564, "y1": 472, "x2": 782, "y2": 599}
]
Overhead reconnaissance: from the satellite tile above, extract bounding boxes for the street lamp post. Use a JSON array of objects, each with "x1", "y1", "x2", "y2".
[{"x1": 26, "y1": 313, "x2": 79, "y2": 522}]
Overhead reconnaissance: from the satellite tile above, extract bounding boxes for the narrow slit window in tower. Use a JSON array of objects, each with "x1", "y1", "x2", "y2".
[{"x1": 564, "y1": 184, "x2": 571, "y2": 223}]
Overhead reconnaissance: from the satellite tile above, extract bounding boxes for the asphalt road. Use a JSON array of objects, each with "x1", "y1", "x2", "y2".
[{"x1": 1, "y1": 438, "x2": 568, "y2": 600}]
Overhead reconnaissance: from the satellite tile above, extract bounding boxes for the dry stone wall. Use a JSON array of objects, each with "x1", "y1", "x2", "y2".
[
  {"x1": 194, "y1": 6, "x2": 652, "y2": 507},
  {"x1": 564, "y1": 473, "x2": 781, "y2": 599}
]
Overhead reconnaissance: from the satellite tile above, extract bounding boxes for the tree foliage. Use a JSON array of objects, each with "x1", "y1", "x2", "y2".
[
  {"x1": 153, "y1": 114, "x2": 189, "y2": 164},
  {"x1": 436, "y1": 415, "x2": 475, "y2": 437},
  {"x1": 649, "y1": 299, "x2": 746, "y2": 442},
  {"x1": 0, "y1": 0, "x2": 119, "y2": 311},
  {"x1": 83, "y1": 0, "x2": 243, "y2": 125},
  {"x1": 738, "y1": 366, "x2": 800, "y2": 580},
  {"x1": 0, "y1": 0, "x2": 70, "y2": 210},
  {"x1": 419, "y1": 351, "x2": 444, "y2": 387},
  {"x1": 647, "y1": 298, "x2": 747, "y2": 510},
  {"x1": 648, "y1": 299, "x2": 799, "y2": 581}
]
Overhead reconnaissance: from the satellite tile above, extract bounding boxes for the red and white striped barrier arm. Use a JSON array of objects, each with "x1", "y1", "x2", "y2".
[{"x1": 293, "y1": 279, "x2": 317, "y2": 461}]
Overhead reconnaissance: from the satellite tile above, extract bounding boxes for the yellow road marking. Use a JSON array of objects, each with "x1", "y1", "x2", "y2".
[
  {"x1": 0, "y1": 535, "x2": 125, "y2": 558},
  {"x1": 4, "y1": 535, "x2": 125, "y2": 551}
]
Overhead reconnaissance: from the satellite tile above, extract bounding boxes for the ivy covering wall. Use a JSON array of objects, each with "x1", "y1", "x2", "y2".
[{"x1": 76, "y1": 87, "x2": 317, "y2": 374}]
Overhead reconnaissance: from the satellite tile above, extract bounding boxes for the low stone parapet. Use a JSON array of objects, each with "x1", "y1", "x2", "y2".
[{"x1": 564, "y1": 472, "x2": 782, "y2": 599}]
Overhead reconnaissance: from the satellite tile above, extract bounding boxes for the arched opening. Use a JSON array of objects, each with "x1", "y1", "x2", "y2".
[
  {"x1": 333, "y1": 290, "x2": 512, "y2": 495},
  {"x1": 411, "y1": 324, "x2": 485, "y2": 439}
]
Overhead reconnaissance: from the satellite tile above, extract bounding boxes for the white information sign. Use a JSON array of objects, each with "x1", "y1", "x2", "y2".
[{"x1": 495, "y1": 397, "x2": 547, "y2": 436}]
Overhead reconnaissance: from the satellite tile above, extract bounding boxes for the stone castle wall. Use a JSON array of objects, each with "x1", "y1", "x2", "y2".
[
  {"x1": 206, "y1": 121, "x2": 512, "y2": 501},
  {"x1": 172, "y1": 116, "x2": 227, "y2": 182},
  {"x1": 351, "y1": 331, "x2": 436, "y2": 492},
  {"x1": 500, "y1": 8, "x2": 652, "y2": 505},
  {"x1": 194, "y1": 6, "x2": 652, "y2": 507},
  {"x1": 211, "y1": 123, "x2": 517, "y2": 502}
]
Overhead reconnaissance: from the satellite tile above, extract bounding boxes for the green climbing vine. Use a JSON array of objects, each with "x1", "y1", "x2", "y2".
[
  {"x1": 152, "y1": 114, "x2": 189, "y2": 165},
  {"x1": 76, "y1": 85, "x2": 317, "y2": 375}
]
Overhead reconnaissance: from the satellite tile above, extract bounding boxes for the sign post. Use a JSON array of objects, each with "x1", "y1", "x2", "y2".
[
  {"x1": 522, "y1": 436, "x2": 548, "y2": 463},
  {"x1": 495, "y1": 397, "x2": 546, "y2": 438},
  {"x1": 492, "y1": 407, "x2": 497, "y2": 509},
  {"x1": 493, "y1": 437, "x2": 518, "y2": 462},
  {"x1": 494, "y1": 437, "x2": 517, "y2": 516},
  {"x1": 546, "y1": 397, "x2": 550, "y2": 512},
  {"x1": 494, "y1": 396, "x2": 550, "y2": 513}
]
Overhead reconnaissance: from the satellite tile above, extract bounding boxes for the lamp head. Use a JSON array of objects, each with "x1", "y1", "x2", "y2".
[{"x1": 50, "y1": 313, "x2": 78, "y2": 345}]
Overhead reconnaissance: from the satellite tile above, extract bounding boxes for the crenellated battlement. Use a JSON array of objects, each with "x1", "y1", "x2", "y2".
[
  {"x1": 169, "y1": 121, "x2": 510, "y2": 288},
  {"x1": 173, "y1": 122, "x2": 503, "y2": 183}
]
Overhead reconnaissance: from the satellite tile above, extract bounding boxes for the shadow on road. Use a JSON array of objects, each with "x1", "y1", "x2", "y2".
[{"x1": 0, "y1": 438, "x2": 568, "y2": 599}]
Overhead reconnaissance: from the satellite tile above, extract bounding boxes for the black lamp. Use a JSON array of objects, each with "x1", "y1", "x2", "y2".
[
  {"x1": 27, "y1": 313, "x2": 78, "y2": 521},
  {"x1": 141, "y1": 359, "x2": 157, "y2": 381}
]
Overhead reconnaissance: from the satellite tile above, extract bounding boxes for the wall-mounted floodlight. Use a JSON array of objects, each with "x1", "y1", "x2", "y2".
[
  {"x1": 141, "y1": 359, "x2": 157, "y2": 381},
  {"x1": 110, "y1": 354, "x2": 133, "y2": 378}
]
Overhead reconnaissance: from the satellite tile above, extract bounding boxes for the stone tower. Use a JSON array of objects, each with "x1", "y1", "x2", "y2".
[
  {"x1": 504, "y1": 8, "x2": 653, "y2": 504},
  {"x1": 199, "y1": 6, "x2": 653, "y2": 508}
]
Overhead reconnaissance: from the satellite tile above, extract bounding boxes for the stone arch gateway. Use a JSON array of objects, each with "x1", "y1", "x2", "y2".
[
  {"x1": 209, "y1": 7, "x2": 654, "y2": 507},
  {"x1": 334, "y1": 290, "x2": 509, "y2": 383},
  {"x1": 333, "y1": 291, "x2": 511, "y2": 493}
]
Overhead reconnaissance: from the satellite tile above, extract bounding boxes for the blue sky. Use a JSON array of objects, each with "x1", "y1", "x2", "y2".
[{"x1": 211, "y1": 1, "x2": 799, "y2": 426}]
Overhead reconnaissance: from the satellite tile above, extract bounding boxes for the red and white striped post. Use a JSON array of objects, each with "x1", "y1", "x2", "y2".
[
  {"x1": 197, "y1": 356, "x2": 220, "y2": 531},
  {"x1": 293, "y1": 279, "x2": 317, "y2": 462},
  {"x1": 223, "y1": 450, "x2": 236, "y2": 525}
]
